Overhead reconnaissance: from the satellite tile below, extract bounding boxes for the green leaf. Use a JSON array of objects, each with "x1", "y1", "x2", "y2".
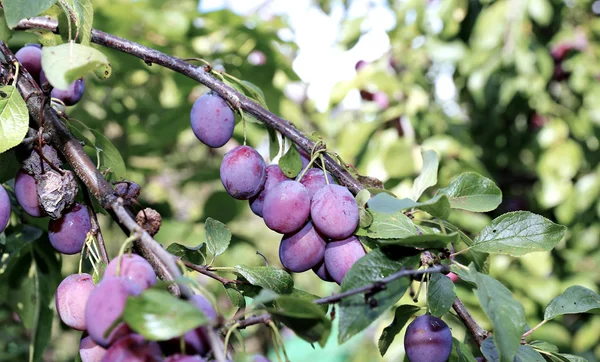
[
  {"x1": 528, "y1": 0, "x2": 553, "y2": 26},
  {"x1": 0, "y1": 85, "x2": 29, "y2": 154},
  {"x1": 59, "y1": 0, "x2": 94, "y2": 45},
  {"x1": 557, "y1": 354, "x2": 588, "y2": 362},
  {"x1": 412, "y1": 149, "x2": 439, "y2": 201},
  {"x1": 449, "y1": 338, "x2": 478, "y2": 362},
  {"x1": 427, "y1": 273, "x2": 456, "y2": 317},
  {"x1": 471, "y1": 266, "x2": 525, "y2": 362},
  {"x1": 290, "y1": 288, "x2": 328, "y2": 313},
  {"x1": 240, "y1": 80, "x2": 269, "y2": 109},
  {"x1": 269, "y1": 296, "x2": 331, "y2": 346},
  {"x1": 375, "y1": 232, "x2": 459, "y2": 249},
  {"x1": 89, "y1": 129, "x2": 126, "y2": 181},
  {"x1": 471, "y1": 211, "x2": 567, "y2": 256},
  {"x1": 544, "y1": 286, "x2": 600, "y2": 320},
  {"x1": 267, "y1": 128, "x2": 280, "y2": 161},
  {"x1": 4, "y1": 225, "x2": 43, "y2": 253},
  {"x1": 224, "y1": 285, "x2": 245, "y2": 309},
  {"x1": 41, "y1": 43, "x2": 111, "y2": 90},
  {"x1": 529, "y1": 340, "x2": 559, "y2": 353},
  {"x1": 3, "y1": 0, "x2": 57, "y2": 28},
  {"x1": 481, "y1": 336, "x2": 499, "y2": 362},
  {"x1": 514, "y1": 345, "x2": 546, "y2": 362},
  {"x1": 167, "y1": 242, "x2": 205, "y2": 265},
  {"x1": 0, "y1": 9, "x2": 12, "y2": 41},
  {"x1": 29, "y1": 257, "x2": 55, "y2": 362},
  {"x1": 338, "y1": 249, "x2": 420, "y2": 343},
  {"x1": 278, "y1": 143, "x2": 302, "y2": 178},
  {"x1": 355, "y1": 210, "x2": 418, "y2": 239},
  {"x1": 0, "y1": 149, "x2": 21, "y2": 183},
  {"x1": 378, "y1": 305, "x2": 420, "y2": 356},
  {"x1": 438, "y1": 172, "x2": 502, "y2": 212},
  {"x1": 234, "y1": 265, "x2": 293, "y2": 295},
  {"x1": 204, "y1": 218, "x2": 231, "y2": 258},
  {"x1": 368, "y1": 192, "x2": 450, "y2": 219},
  {"x1": 123, "y1": 289, "x2": 208, "y2": 341}
]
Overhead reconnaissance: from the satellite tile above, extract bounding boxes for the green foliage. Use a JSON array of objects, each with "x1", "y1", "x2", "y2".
[
  {"x1": 0, "y1": 85, "x2": 28, "y2": 153},
  {"x1": 41, "y1": 43, "x2": 111, "y2": 90}
]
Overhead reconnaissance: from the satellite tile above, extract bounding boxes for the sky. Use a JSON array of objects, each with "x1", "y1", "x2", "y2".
[{"x1": 198, "y1": 0, "x2": 396, "y2": 111}]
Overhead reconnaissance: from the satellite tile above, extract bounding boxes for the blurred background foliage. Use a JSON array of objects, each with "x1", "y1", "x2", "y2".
[{"x1": 1, "y1": 0, "x2": 599, "y2": 361}]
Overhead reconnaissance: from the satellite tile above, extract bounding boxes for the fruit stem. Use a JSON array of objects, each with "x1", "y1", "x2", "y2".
[
  {"x1": 223, "y1": 322, "x2": 240, "y2": 358},
  {"x1": 522, "y1": 319, "x2": 548, "y2": 339}
]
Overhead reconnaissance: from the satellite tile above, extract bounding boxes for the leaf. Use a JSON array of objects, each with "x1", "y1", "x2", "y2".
[
  {"x1": 123, "y1": 289, "x2": 209, "y2": 341},
  {"x1": 449, "y1": 338, "x2": 478, "y2": 362},
  {"x1": 240, "y1": 80, "x2": 268, "y2": 109},
  {"x1": 355, "y1": 210, "x2": 418, "y2": 239},
  {"x1": 3, "y1": 0, "x2": 57, "y2": 28},
  {"x1": 233, "y1": 265, "x2": 294, "y2": 295},
  {"x1": 514, "y1": 345, "x2": 545, "y2": 362},
  {"x1": 544, "y1": 286, "x2": 600, "y2": 320},
  {"x1": 0, "y1": 85, "x2": 29, "y2": 154},
  {"x1": 204, "y1": 218, "x2": 231, "y2": 258},
  {"x1": 368, "y1": 192, "x2": 450, "y2": 219},
  {"x1": 224, "y1": 285, "x2": 245, "y2": 309},
  {"x1": 250, "y1": 288, "x2": 279, "y2": 308},
  {"x1": 41, "y1": 43, "x2": 111, "y2": 90},
  {"x1": 59, "y1": 0, "x2": 94, "y2": 45},
  {"x1": 471, "y1": 211, "x2": 567, "y2": 256},
  {"x1": 0, "y1": 9, "x2": 12, "y2": 41},
  {"x1": 0, "y1": 150, "x2": 19, "y2": 183},
  {"x1": 290, "y1": 288, "x2": 328, "y2": 313},
  {"x1": 529, "y1": 340, "x2": 559, "y2": 353},
  {"x1": 438, "y1": 172, "x2": 502, "y2": 212},
  {"x1": 29, "y1": 257, "x2": 55, "y2": 362},
  {"x1": 278, "y1": 143, "x2": 302, "y2": 178},
  {"x1": 267, "y1": 128, "x2": 280, "y2": 161},
  {"x1": 167, "y1": 242, "x2": 205, "y2": 265},
  {"x1": 375, "y1": 232, "x2": 459, "y2": 249},
  {"x1": 89, "y1": 129, "x2": 126, "y2": 181},
  {"x1": 557, "y1": 354, "x2": 588, "y2": 362},
  {"x1": 471, "y1": 266, "x2": 525, "y2": 362},
  {"x1": 481, "y1": 336, "x2": 499, "y2": 362},
  {"x1": 338, "y1": 249, "x2": 420, "y2": 343},
  {"x1": 412, "y1": 149, "x2": 439, "y2": 201},
  {"x1": 378, "y1": 305, "x2": 420, "y2": 356},
  {"x1": 269, "y1": 296, "x2": 331, "y2": 346},
  {"x1": 4, "y1": 225, "x2": 43, "y2": 253},
  {"x1": 427, "y1": 273, "x2": 456, "y2": 317},
  {"x1": 357, "y1": 189, "x2": 374, "y2": 228}
]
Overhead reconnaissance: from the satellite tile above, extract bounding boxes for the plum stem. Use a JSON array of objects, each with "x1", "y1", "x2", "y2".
[{"x1": 522, "y1": 319, "x2": 548, "y2": 339}]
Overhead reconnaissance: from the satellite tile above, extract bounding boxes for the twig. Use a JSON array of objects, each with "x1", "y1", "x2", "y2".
[
  {"x1": 82, "y1": 187, "x2": 109, "y2": 264},
  {"x1": 314, "y1": 265, "x2": 449, "y2": 305},
  {"x1": 452, "y1": 298, "x2": 488, "y2": 345},
  {"x1": 181, "y1": 259, "x2": 242, "y2": 285},
  {"x1": 236, "y1": 314, "x2": 272, "y2": 330}
]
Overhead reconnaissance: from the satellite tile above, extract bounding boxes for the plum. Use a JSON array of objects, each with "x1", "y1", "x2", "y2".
[
  {"x1": 404, "y1": 315, "x2": 452, "y2": 362},
  {"x1": 252, "y1": 355, "x2": 270, "y2": 362},
  {"x1": 297, "y1": 146, "x2": 311, "y2": 168},
  {"x1": 14, "y1": 169, "x2": 44, "y2": 217},
  {"x1": 51, "y1": 78, "x2": 85, "y2": 106},
  {"x1": 15, "y1": 44, "x2": 43, "y2": 82},
  {"x1": 48, "y1": 203, "x2": 91, "y2": 254},
  {"x1": 220, "y1": 146, "x2": 266, "y2": 200},
  {"x1": 165, "y1": 355, "x2": 207, "y2": 362},
  {"x1": 323, "y1": 236, "x2": 366, "y2": 284},
  {"x1": 279, "y1": 222, "x2": 326, "y2": 272},
  {"x1": 312, "y1": 260, "x2": 334, "y2": 282},
  {"x1": 310, "y1": 184, "x2": 359, "y2": 239},
  {"x1": 104, "y1": 254, "x2": 157, "y2": 290},
  {"x1": 190, "y1": 294, "x2": 217, "y2": 322},
  {"x1": 85, "y1": 277, "x2": 142, "y2": 347},
  {"x1": 249, "y1": 164, "x2": 288, "y2": 216},
  {"x1": 80, "y1": 335, "x2": 107, "y2": 362},
  {"x1": 190, "y1": 92, "x2": 235, "y2": 148},
  {"x1": 447, "y1": 272, "x2": 459, "y2": 283},
  {"x1": 296, "y1": 168, "x2": 335, "y2": 199},
  {"x1": 262, "y1": 181, "x2": 310, "y2": 234},
  {"x1": 56, "y1": 273, "x2": 95, "y2": 330},
  {"x1": 101, "y1": 334, "x2": 163, "y2": 362},
  {"x1": 0, "y1": 184, "x2": 10, "y2": 234}
]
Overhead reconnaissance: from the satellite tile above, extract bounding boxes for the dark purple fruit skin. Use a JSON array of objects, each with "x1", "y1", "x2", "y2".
[
  {"x1": 262, "y1": 181, "x2": 310, "y2": 234},
  {"x1": 249, "y1": 164, "x2": 289, "y2": 216},
  {"x1": 104, "y1": 254, "x2": 157, "y2": 290},
  {"x1": 51, "y1": 78, "x2": 85, "y2": 106},
  {"x1": 101, "y1": 334, "x2": 163, "y2": 362},
  {"x1": 312, "y1": 260, "x2": 334, "y2": 282},
  {"x1": 253, "y1": 355, "x2": 271, "y2": 362},
  {"x1": 15, "y1": 45, "x2": 43, "y2": 82},
  {"x1": 48, "y1": 203, "x2": 91, "y2": 254},
  {"x1": 310, "y1": 184, "x2": 359, "y2": 240},
  {"x1": 220, "y1": 146, "x2": 267, "y2": 200},
  {"x1": 404, "y1": 315, "x2": 452, "y2": 362},
  {"x1": 56, "y1": 273, "x2": 95, "y2": 330},
  {"x1": 14, "y1": 169, "x2": 44, "y2": 217},
  {"x1": 296, "y1": 168, "x2": 336, "y2": 200},
  {"x1": 80, "y1": 335, "x2": 107, "y2": 362},
  {"x1": 279, "y1": 222, "x2": 326, "y2": 272},
  {"x1": 190, "y1": 294, "x2": 217, "y2": 322},
  {"x1": 164, "y1": 355, "x2": 207, "y2": 362},
  {"x1": 297, "y1": 146, "x2": 311, "y2": 168},
  {"x1": 190, "y1": 92, "x2": 235, "y2": 148},
  {"x1": 85, "y1": 277, "x2": 142, "y2": 347},
  {"x1": 324, "y1": 236, "x2": 366, "y2": 284},
  {"x1": 0, "y1": 184, "x2": 10, "y2": 234}
]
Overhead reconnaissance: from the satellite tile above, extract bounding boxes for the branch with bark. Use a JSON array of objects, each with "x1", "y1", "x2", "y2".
[{"x1": 5, "y1": 19, "x2": 489, "y2": 347}]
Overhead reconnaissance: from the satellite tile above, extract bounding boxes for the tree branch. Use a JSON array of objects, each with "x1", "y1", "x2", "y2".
[
  {"x1": 181, "y1": 259, "x2": 242, "y2": 286},
  {"x1": 452, "y1": 298, "x2": 488, "y2": 345},
  {"x1": 0, "y1": 41, "x2": 191, "y2": 298}
]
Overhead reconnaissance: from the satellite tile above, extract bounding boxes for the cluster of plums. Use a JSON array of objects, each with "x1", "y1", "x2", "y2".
[
  {"x1": 190, "y1": 92, "x2": 366, "y2": 284},
  {"x1": 15, "y1": 43, "x2": 85, "y2": 105},
  {"x1": 57, "y1": 252, "x2": 270, "y2": 361}
]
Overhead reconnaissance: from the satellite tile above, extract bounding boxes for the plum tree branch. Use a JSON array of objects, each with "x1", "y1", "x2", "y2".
[
  {"x1": 15, "y1": 17, "x2": 364, "y2": 195},
  {"x1": 10, "y1": 19, "x2": 489, "y2": 346},
  {"x1": 0, "y1": 41, "x2": 191, "y2": 299}
]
